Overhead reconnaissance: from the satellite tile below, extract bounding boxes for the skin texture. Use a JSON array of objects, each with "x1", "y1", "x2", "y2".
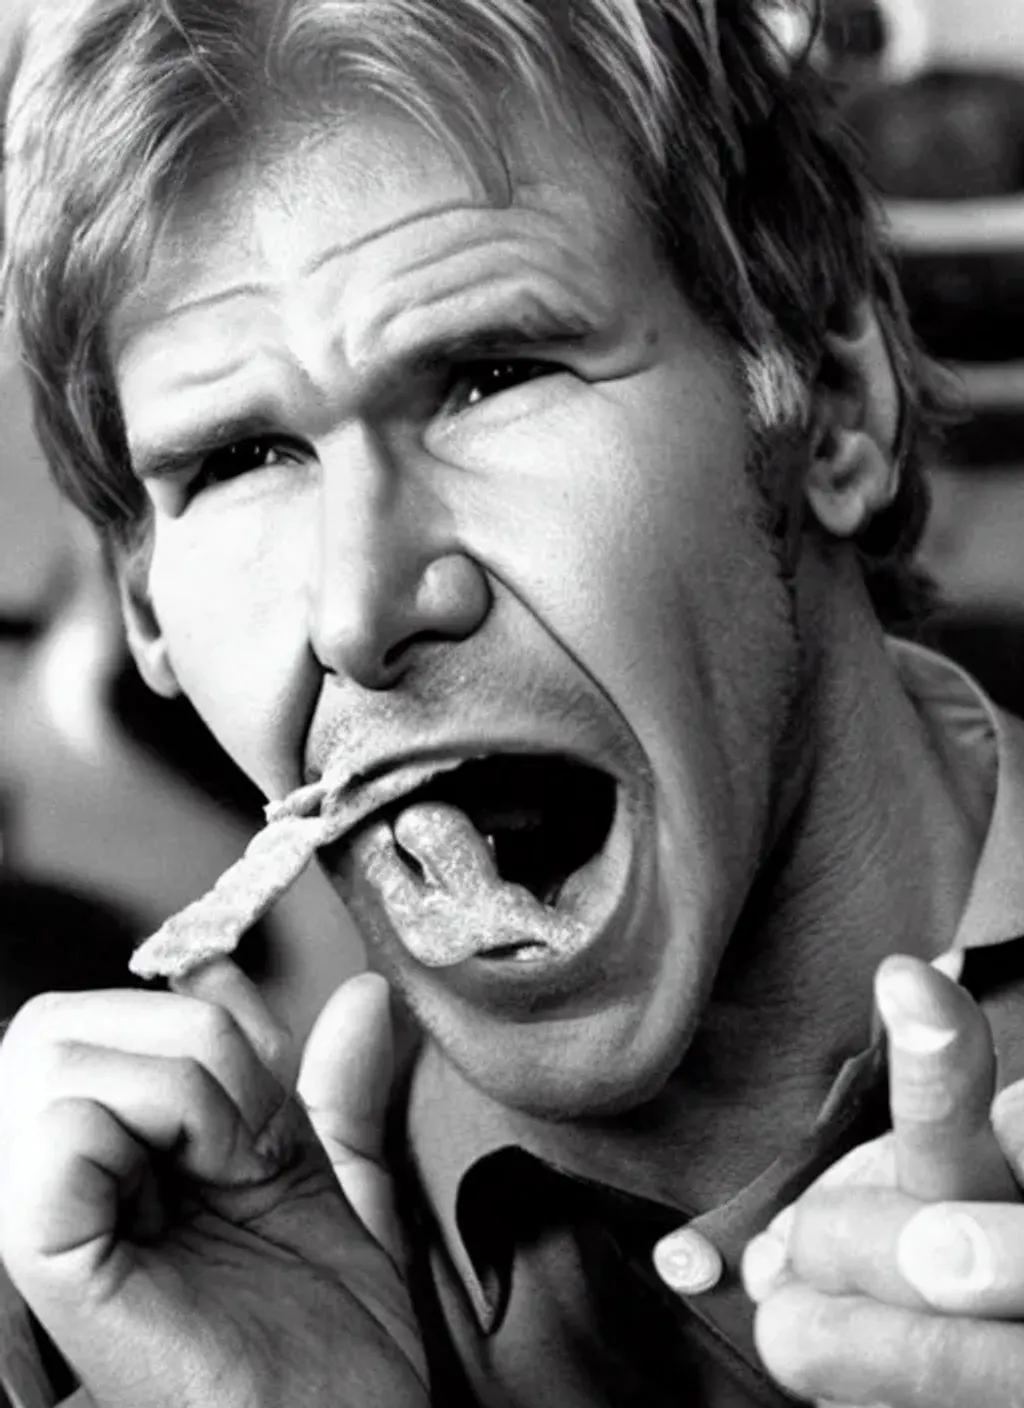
[
  {"x1": 113, "y1": 105, "x2": 802, "y2": 1121},
  {"x1": 114, "y1": 103, "x2": 974, "y2": 1155}
]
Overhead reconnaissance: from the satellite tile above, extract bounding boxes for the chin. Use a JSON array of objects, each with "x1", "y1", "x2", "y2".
[{"x1": 391, "y1": 950, "x2": 703, "y2": 1121}]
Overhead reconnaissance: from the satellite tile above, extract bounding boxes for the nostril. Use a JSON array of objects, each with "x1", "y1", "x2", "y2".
[{"x1": 381, "y1": 628, "x2": 450, "y2": 672}]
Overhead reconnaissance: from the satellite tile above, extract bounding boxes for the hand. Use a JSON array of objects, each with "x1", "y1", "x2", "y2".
[
  {"x1": 742, "y1": 954, "x2": 1024, "y2": 1406},
  {"x1": 0, "y1": 960, "x2": 428, "y2": 1408}
]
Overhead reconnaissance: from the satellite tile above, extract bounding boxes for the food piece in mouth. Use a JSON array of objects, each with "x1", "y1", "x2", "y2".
[
  {"x1": 129, "y1": 753, "x2": 616, "y2": 981},
  {"x1": 354, "y1": 756, "x2": 618, "y2": 968},
  {"x1": 393, "y1": 755, "x2": 615, "y2": 907},
  {"x1": 354, "y1": 803, "x2": 583, "y2": 968}
]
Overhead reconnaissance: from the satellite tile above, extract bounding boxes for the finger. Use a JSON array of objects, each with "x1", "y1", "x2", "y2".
[
  {"x1": 0, "y1": 1044, "x2": 275, "y2": 1279},
  {"x1": 299, "y1": 972, "x2": 404, "y2": 1264},
  {"x1": 744, "y1": 1185, "x2": 929, "y2": 1310},
  {"x1": 896, "y1": 1200, "x2": 1024, "y2": 1318},
  {"x1": 875, "y1": 954, "x2": 1017, "y2": 1201},
  {"x1": 0, "y1": 985, "x2": 284, "y2": 1136},
  {"x1": 173, "y1": 957, "x2": 296, "y2": 1090},
  {"x1": 3, "y1": 1044, "x2": 268, "y2": 1199},
  {"x1": 990, "y1": 1080, "x2": 1024, "y2": 1184},
  {"x1": 741, "y1": 1135, "x2": 899, "y2": 1302},
  {"x1": 0, "y1": 1096, "x2": 147, "y2": 1293},
  {"x1": 756, "y1": 1280, "x2": 1024, "y2": 1408},
  {"x1": 749, "y1": 1183, "x2": 1024, "y2": 1319}
]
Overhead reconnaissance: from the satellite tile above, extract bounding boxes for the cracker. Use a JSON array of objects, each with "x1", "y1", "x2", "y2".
[{"x1": 129, "y1": 808, "x2": 329, "y2": 982}]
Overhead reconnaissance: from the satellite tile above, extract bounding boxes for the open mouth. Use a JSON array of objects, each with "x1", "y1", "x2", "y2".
[
  {"x1": 382, "y1": 755, "x2": 616, "y2": 908},
  {"x1": 343, "y1": 752, "x2": 627, "y2": 969}
]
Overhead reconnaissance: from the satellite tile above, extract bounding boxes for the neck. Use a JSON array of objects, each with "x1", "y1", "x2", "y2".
[{"x1": 629, "y1": 564, "x2": 987, "y2": 1208}]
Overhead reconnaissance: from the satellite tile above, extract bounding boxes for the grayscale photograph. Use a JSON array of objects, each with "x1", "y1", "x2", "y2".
[{"x1": 2, "y1": 1, "x2": 1024, "y2": 1403}]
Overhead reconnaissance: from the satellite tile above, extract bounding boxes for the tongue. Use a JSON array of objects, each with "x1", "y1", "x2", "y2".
[
  {"x1": 357, "y1": 801, "x2": 589, "y2": 968},
  {"x1": 393, "y1": 802, "x2": 501, "y2": 892}
]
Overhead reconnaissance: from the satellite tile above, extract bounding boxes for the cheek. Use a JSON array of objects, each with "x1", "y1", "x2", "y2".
[
  {"x1": 146, "y1": 502, "x2": 312, "y2": 795},
  {"x1": 455, "y1": 373, "x2": 799, "y2": 911}
]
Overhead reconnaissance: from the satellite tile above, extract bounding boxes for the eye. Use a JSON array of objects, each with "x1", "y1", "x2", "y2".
[
  {"x1": 443, "y1": 359, "x2": 560, "y2": 414},
  {"x1": 194, "y1": 436, "x2": 302, "y2": 490}
]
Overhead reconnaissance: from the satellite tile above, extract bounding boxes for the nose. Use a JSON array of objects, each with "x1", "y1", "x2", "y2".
[{"x1": 308, "y1": 425, "x2": 491, "y2": 689}]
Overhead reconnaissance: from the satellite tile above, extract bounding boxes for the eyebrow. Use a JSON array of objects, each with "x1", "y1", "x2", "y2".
[
  {"x1": 131, "y1": 410, "x2": 283, "y2": 481},
  {"x1": 400, "y1": 309, "x2": 594, "y2": 377},
  {"x1": 130, "y1": 302, "x2": 601, "y2": 481}
]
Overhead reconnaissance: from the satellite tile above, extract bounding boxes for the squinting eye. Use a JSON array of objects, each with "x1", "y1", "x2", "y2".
[
  {"x1": 196, "y1": 436, "x2": 296, "y2": 488},
  {"x1": 445, "y1": 359, "x2": 559, "y2": 413}
]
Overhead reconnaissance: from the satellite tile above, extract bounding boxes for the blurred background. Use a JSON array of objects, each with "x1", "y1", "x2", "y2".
[{"x1": 3, "y1": 0, "x2": 1024, "y2": 1033}]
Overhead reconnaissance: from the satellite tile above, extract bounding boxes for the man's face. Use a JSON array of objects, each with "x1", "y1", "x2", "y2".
[{"x1": 112, "y1": 104, "x2": 802, "y2": 1116}]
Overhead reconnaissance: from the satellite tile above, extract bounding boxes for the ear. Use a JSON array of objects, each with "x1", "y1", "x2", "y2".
[
  {"x1": 115, "y1": 545, "x2": 181, "y2": 698},
  {"x1": 804, "y1": 298, "x2": 902, "y2": 539}
]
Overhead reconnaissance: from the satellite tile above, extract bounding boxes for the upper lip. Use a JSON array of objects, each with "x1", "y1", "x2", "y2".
[
  {"x1": 317, "y1": 752, "x2": 478, "y2": 843},
  {"x1": 301, "y1": 739, "x2": 622, "y2": 850}
]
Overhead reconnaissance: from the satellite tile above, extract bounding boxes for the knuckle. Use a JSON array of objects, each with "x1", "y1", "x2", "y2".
[
  {"x1": 789, "y1": 1186, "x2": 880, "y2": 1286},
  {"x1": 0, "y1": 1015, "x2": 73, "y2": 1108},
  {"x1": 6, "y1": 990, "x2": 66, "y2": 1043}
]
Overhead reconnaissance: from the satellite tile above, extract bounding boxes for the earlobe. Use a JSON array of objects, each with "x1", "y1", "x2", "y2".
[
  {"x1": 116, "y1": 551, "x2": 181, "y2": 698},
  {"x1": 804, "y1": 298, "x2": 902, "y2": 540}
]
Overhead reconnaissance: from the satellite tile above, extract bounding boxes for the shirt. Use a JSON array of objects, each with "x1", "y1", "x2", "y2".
[
  {"x1": 7, "y1": 639, "x2": 1024, "y2": 1407},
  {"x1": 395, "y1": 640, "x2": 1024, "y2": 1407}
]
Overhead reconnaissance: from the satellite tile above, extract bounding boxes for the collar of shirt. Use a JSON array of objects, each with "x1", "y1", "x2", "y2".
[{"x1": 404, "y1": 639, "x2": 1024, "y2": 1337}]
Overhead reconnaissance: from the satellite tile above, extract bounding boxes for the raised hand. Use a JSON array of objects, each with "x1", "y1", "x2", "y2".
[
  {"x1": 0, "y1": 960, "x2": 428, "y2": 1408},
  {"x1": 743, "y1": 954, "x2": 1024, "y2": 1406}
]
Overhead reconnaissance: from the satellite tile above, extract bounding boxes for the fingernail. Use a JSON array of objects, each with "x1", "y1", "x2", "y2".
[
  {"x1": 897, "y1": 1206, "x2": 993, "y2": 1299},
  {"x1": 742, "y1": 1231, "x2": 790, "y2": 1303},
  {"x1": 653, "y1": 1228, "x2": 723, "y2": 1295},
  {"x1": 875, "y1": 959, "x2": 958, "y2": 1054}
]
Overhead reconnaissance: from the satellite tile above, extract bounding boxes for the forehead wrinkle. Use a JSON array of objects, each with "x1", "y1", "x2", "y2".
[
  {"x1": 115, "y1": 292, "x2": 291, "y2": 397},
  {"x1": 300, "y1": 195, "x2": 494, "y2": 279},
  {"x1": 111, "y1": 266, "x2": 282, "y2": 365},
  {"x1": 149, "y1": 355, "x2": 253, "y2": 393},
  {"x1": 329, "y1": 214, "x2": 622, "y2": 379},
  {"x1": 116, "y1": 127, "x2": 647, "y2": 430}
]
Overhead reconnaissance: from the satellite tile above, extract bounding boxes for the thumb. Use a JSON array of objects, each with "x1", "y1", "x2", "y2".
[
  {"x1": 875, "y1": 954, "x2": 1017, "y2": 1202},
  {"x1": 298, "y1": 971, "x2": 406, "y2": 1265}
]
